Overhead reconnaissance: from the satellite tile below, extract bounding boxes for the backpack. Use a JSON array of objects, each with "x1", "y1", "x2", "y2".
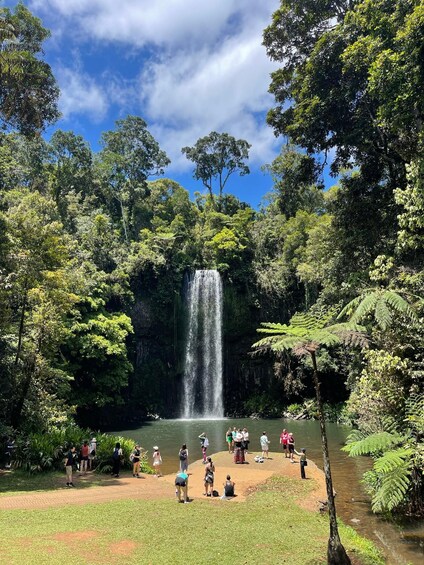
[
  {"x1": 112, "y1": 448, "x2": 120, "y2": 460},
  {"x1": 179, "y1": 449, "x2": 187, "y2": 461}
]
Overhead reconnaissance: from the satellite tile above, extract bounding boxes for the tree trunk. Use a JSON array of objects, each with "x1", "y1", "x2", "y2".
[
  {"x1": 14, "y1": 288, "x2": 28, "y2": 366},
  {"x1": 311, "y1": 351, "x2": 351, "y2": 565}
]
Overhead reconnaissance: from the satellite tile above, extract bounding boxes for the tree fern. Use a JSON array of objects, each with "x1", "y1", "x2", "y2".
[
  {"x1": 342, "y1": 431, "x2": 403, "y2": 457},
  {"x1": 338, "y1": 288, "x2": 417, "y2": 330},
  {"x1": 371, "y1": 458, "x2": 412, "y2": 513},
  {"x1": 253, "y1": 307, "x2": 365, "y2": 564},
  {"x1": 345, "y1": 393, "x2": 424, "y2": 514}
]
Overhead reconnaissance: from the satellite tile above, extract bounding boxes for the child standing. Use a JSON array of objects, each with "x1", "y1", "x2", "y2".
[{"x1": 152, "y1": 446, "x2": 162, "y2": 477}]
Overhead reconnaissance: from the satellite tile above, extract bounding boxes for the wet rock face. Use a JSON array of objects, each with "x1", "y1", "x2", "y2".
[{"x1": 129, "y1": 277, "x2": 283, "y2": 418}]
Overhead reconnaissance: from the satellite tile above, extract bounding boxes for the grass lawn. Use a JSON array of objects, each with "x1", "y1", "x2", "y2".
[
  {"x1": 0, "y1": 470, "x2": 107, "y2": 495},
  {"x1": 0, "y1": 475, "x2": 384, "y2": 565}
]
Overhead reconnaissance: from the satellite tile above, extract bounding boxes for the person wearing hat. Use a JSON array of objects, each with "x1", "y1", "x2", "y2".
[
  {"x1": 131, "y1": 443, "x2": 142, "y2": 477},
  {"x1": 88, "y1": 437, "x2": 97, "y2": 470},
  {"x1": 152, "y1": 446, "x2": 162, "y2": 477},
  {"x1": 175, "y1": 471, "x2": 189, "y2": 503}
]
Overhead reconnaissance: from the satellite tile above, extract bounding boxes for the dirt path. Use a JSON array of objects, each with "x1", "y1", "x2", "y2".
[{"x1": 0, "y1": 451, "x2": 327, "y2": 511}]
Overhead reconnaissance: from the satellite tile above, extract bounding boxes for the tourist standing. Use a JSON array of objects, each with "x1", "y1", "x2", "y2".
[
  {"x1": 88, "y1": 437, "x2": 97, "y2": 470},
  {"x1": 280, "y1": 429, "x2": 289, "y2": 458},
  {"x1": 179, "y1": 444, "x2": 189, "y2": 473},
  {"x1": 226, "y1": 428, "x2": 233, "y2": 453},
  {"x1": 288, "y1": 432, "x2": 295, "y2": 462},
  {"x1": 234, "y1": 429, "x2": 245, "y2": 464},
  {"x1": 242, "y1": 427, "x2": 250, "y2": 453},
  {"x1": 152, "y1": 446, "x2": 162, "y2": 477},
  {"x1": 131, "y1": 444, "x2": 142, "y2": 477},
  {"x1": 112, "y1": 442, "x2": 122, "y2": 477},
  {"x1": 260, "y1": 432, "x2": 270, "y2": 459},
  {"x1": 64, "y1": 446, "x2": 76, "y2": 487},
  {"x1": 198, "y1": 432, "x2": 209, "y2": 463},
  {"x1": 175, "y1": 471, "x2": 189, "y2": 503},
  {"x1": 294, "y1": 448, "x2": 307, "y2": 479},
  {"x1": 204, "y1": 456, "x2": 215, "y2": 496},
  {"x1": 79, "y1": 440, "x2": 89, "y2": 475}
]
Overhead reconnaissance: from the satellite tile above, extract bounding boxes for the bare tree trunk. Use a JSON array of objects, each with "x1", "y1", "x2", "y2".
[
  {"x1": 14, "y1": 288, "x2": 28, "y2": 366},
  {"x1": 311, "y1": 351, "x2": 351, "y2": 565}
]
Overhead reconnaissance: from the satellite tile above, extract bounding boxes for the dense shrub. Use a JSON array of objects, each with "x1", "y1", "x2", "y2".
[{"x1": 11, "y1": 425, "x2": 152, "y2": 475}]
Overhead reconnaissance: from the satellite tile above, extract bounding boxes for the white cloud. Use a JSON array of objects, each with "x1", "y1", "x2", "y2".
[
  {"x1": 31, "y1": 0, "x2": 245, "y2": 48},
  {"x1": 30, "y1": 0, "x2": 282, "y2": 170},
  {"x1": 56, "y1": 66, "x2": 109, "y2": 123}
]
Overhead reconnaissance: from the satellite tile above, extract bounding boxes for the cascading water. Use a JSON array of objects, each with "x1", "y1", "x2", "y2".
[{"x1": 182, "y1": 269, "x2": 224, "y2": 418}]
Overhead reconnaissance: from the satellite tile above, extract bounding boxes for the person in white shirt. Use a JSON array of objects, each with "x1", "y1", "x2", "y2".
[
  {"x1": 88, "y1": 437, "x2": 97, "y2": 470},
  {"x1": 260, "y1": 432, "x2": 270, "y2": 459},
  {"x1": 242, "y1": 428, "x2": 250, "y2": 453},
  {"x1": 198, "y1": 432, "x2": 209, "y2": 463}
]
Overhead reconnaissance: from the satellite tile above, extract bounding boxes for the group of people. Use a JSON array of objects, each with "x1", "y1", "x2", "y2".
[
  {"x1": 64, "y1": 437, "x2": 97, "y2": 487},
  {"x1": 225, "y1": 427, "x2": 249, "y2": 464},
  {"x1": 174, "y1": 455, "x2": 235, "y2": 503},
  {"x1": 64, "y1": 427, "x2": 308, "y2": 488}
]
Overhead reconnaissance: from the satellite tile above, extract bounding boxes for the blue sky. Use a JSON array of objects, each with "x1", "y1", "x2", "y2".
[{"x1": 3, "y1": 0, "x2": 313, "y2": 207}]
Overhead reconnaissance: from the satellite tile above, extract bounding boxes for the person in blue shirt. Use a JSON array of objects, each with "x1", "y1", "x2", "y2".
[{"x1": 175, "y1": 471, "x2": 189, "y2": 503}]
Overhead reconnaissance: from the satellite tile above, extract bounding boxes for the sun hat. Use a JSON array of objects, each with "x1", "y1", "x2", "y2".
[{"x1": 153, "y1": 446, "x2": 159, "y2": 450}]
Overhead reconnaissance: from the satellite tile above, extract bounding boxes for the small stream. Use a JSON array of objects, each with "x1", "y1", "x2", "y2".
[{"x1": 114, "y1": 418, "x2": 423, "y2": 565}]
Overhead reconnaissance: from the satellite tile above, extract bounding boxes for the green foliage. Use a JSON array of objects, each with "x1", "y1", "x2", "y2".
[
  {"x1": 339, "y1": 288, "x2": 417, "y2": 331},
  {"x1": 0, "y1": 4, "x2": 60, "y2": 133},
  {"x1": 12, "y1": 426, "x2": 152, "y2": 475},
  {"x1": 182, "y1": 131, "x2": 251, "y2": 206},
  {"x1": 343, "y1": 394, "x2": 424, "y2": 514}
]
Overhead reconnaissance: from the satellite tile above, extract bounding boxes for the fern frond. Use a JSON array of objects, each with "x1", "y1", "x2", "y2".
[
  {"x1": 349, "y1": 292, "x2": 379, "y2": 323},
  {"x1": 375, "y1": 297, "x2": 392, "y2": 331},
  {"x1": 373, "y1": 448, "x2": 414, "y2": 474},
  {"x1": 371, "y1": 459, "x2": 411, "y2": 512},
  {"x1": 384, "y1": 290, "x2": 417, "y2": 320},
  {"x1": 337, "y1": 295, "x2": 363, "y2": 320},
  {"x1": 342, "y1": 431, "x2": 402, "y2": 456}
]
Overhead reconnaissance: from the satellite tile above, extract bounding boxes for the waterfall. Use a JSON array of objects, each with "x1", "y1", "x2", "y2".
[{"x1": 182, "y1": 270, "x2": 224, "y2": 418}]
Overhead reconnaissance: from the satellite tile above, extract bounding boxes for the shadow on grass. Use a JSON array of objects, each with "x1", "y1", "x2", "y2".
[{"x1": 0, "y1": 470, "x2": 147, "y2": 495}]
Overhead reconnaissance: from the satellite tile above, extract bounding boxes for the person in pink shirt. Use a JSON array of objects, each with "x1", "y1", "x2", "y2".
[{"x1": 280, "y1": 429, "x2": 289, "y2": 458}]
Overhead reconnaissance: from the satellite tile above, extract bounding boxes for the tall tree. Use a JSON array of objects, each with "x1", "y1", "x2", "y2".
[
  {"x1": 263, "y1": 145, "x2": 324, "y2": 218},
  {"x1": 253, "y1": 310, "x2": 367, "y2": 565},
  {"x1": 182, "y1": 131, "x2": 251, "y2": 208},
  {"x1": 98, "y1": 116, "x2": 170, "y2": 241},
  {"x1": 263, "y1": 0, "x2": 423, "y2": 185},
  {"x1": 0, "y1": 4, "x2": 59, "y2": 134}
]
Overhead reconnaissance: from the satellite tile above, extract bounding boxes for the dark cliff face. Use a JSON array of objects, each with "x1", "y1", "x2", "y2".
[{"x1": 128, "y1": 273, "x2": 288, "y2": 419}]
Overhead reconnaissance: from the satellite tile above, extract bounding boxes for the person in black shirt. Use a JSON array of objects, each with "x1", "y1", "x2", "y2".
[{"x1": 64, "y1": 446, "x2": 76, "y2": 487}]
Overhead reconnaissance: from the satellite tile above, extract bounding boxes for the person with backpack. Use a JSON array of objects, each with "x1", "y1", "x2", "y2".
[
  {"x1": 178, "y1": 443, "x2": 189, "y2": 473},
  {"x1": 294, "y1": 447, "x2": 308, "y2": 479},
  {"x1": 112, "y1": 442, "x2": 123, "y2": 478}
]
